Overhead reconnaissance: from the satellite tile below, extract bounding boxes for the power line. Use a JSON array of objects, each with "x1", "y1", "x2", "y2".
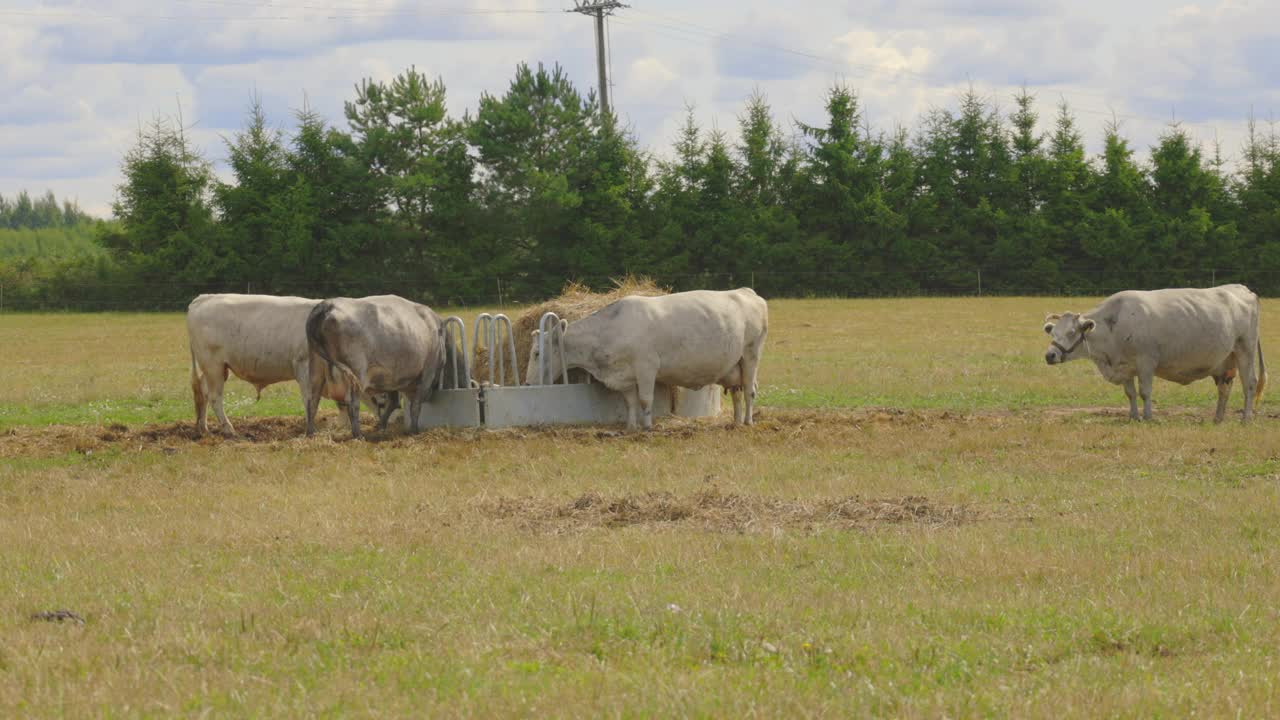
[{"x1": 0, "y1": 7, "x2": 558, "y2": 22}]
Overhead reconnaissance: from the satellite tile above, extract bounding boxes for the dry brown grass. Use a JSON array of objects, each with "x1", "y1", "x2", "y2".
[
  {"x1": 5, "y1": 407, "x2": 1280, "y2": 716},
  {"x1": 481, "y1": 487, "x2": 977, "y2": 534}
]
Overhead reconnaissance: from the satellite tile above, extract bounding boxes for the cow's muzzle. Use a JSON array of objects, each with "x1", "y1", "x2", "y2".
[{"x1": 1047, "y1": 335, "x2": 1087, "y2": 364}]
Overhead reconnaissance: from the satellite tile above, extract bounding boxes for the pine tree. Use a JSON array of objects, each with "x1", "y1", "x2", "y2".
[
  {"x1": 1237, "y1": 116, "x2": 1280, "y2": 291},
  {"x1": 733, "y1": 91, "x2": 800, "y2": 292},
  {"x1": 102, "y1": 115, "x2": 218, "y2": 284},
  {"x1": 1079, "y1": 119, "x2": 1152, "y2": 291},
  {"x1": 1148, "y1": 124, "x2": 1240, "y2": 285},
  {"x1": 470, "y1": 63, "x2": 605, "y2": 296},
  {"x1": 213, "y1": 96, "x2": 296, "y2": 287},
  {"x1": 1043, "y1": 100, "x2": 1094, "y2": 285},
  {"x1": 284, "y1": 108, "x2": 390, "y2": 294},
  {"x1": 793, "y1": 84, "x2": 904, "y2": 294}
]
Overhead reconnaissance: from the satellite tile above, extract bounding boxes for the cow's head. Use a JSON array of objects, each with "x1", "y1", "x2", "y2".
[
  {"x1": 524, "y1": 319, "x2": 570, "y2": 385},
  {"x1": 1043, "y1": 312, "x2": 1095, "y2": 365},
  {"x1": 524, "y1": 330, "x2": 543, "y2": 385}
]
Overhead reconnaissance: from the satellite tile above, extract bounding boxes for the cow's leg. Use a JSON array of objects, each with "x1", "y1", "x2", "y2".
[
  {"x1": 740, "y1": 350, "x2": 762, "y2": 426},
  {"x1": 295, "y1": 363, "x2": 314, "y2": 435},
  {"x1": 378, "y1": 392, "x2": 401, "y2": 431},
  {"x1": 209, "y1": 366, "x2": 235, "y2": 435},
  {"x1": 1237, "y1": 343, "x2": 1257, "y2": 422},
  {"x1": 620, "y1": 385, "x2": 640, "y2": 430},
  {"x1": 408, "y1": 388, "x2": 425, "y2": 435},
  {"x1": 633, "y1": 366, "x2": 658, "y2": 431},
  {"x1": 1213, "y1": 375, "x2": 1233, "y2": 423},
  {"x1": 346, "y1": 386, "x2": 363, "y2": 440},
  {"x1": 1123, "y1": 378, "x2": 1139, "y2": 420},
  {"x1": 1138, "y1": 359, "x2": 1156, "y2": 421},
  {"x1": 192, "y1": 364, "x2": 210, "y2": 436},
  {"x1": 638, "y1": 383, "x2": 656, "y2": 431},
  {"x1": 305, "y1": 361, "x2": 325, "y2": 436},
  {"x1": 730, "y1": 387, "x2": 744, "y2": 424}
]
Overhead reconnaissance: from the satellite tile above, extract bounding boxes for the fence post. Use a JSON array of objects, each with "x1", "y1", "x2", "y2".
[
  {"x1": 1211, "y1": 268, "x2": 1216, "y2": 286},
  {"x1": 1, "y1": 281, "x2": 4, "y2": 313},
  {"x1": 977, "y1": 268, "x2": 982, "y2": 296}
]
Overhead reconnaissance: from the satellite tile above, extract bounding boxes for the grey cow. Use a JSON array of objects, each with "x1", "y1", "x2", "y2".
[
  {"x1": 1043, "y1": 284, "x2": 1266, "y2": 422},
  {"x1": 186, "y1": 293, "x2": 397, "y2": 436},
  {"x1": 304, "y1": 295, "x2": 454, "y2": 438}
]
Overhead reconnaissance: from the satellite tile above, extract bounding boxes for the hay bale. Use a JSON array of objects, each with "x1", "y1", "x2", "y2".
[{"x1": 472, "y1": 275, "x2": 667, "y2": 385}]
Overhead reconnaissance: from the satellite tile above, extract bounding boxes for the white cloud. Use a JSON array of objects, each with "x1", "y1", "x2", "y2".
[{"x1": 2, "y1": 0, "x2": 1278, "y2": 215}]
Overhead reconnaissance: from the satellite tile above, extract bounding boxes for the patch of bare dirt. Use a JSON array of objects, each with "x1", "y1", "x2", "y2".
[
  {"x1": 0, "y1": 407, "x2": 1029, "y2": 459},
  {"x1": 1036, "y1": 405, "x2": 1280, "y2": 422},
  {"x1": 9, "y1": 404, "x2": 1253, "y2": 460},
  {"x1": 0, "y1": 416, "x2": 341, "y2": 458},
  {"x1": 479, "y1": 488, "x2": 978, "y2": 534}
]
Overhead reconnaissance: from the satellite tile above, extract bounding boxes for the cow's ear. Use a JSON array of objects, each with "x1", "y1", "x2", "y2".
[
  {"x1": 560, "y1": 319, "x2": 568, "y2": 333},
  {"x1": 1079, "y1": 317, "x2": 1096, "y2": 333},
  {"x1": 1043, "y1": 322, "x2": 1055, "y2": 335}
]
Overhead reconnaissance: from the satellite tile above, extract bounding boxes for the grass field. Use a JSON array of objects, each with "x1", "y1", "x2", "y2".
[{"x1": 4, "y1": 297, "x2": 1280, "y2": 716}]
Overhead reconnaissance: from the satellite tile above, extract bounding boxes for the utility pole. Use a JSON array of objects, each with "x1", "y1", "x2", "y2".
[{"x1": 568, "y1": 0, "x2": 628, "y2": 117}]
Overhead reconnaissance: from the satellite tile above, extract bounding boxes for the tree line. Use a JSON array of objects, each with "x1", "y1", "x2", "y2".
[
  {"x1": 3, "y1": 62, "x2": 1280, "y2": 310},
  {"x1": 0, "y1": 190, "x2": 94, "y2": 230},
  {"x1": 0, "y1": 191, "x2": 104, "y2": 303}
]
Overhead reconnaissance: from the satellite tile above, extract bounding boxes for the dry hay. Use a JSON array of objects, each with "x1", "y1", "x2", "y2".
[
  {"x1": 480, "y1": 488, "x2": 977, "y2": 534},
  {"x1": 472, "y1": 275, "x2": 667, "y2": 385}
]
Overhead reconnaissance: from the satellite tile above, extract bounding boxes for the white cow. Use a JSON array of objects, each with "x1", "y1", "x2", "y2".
[
  {"x1": 304, "y1": 295, "x2": 453, "y2": 438},
  {"x1": 1043, "y1": 284, "x2": 1266, "y2": 422},
  {"x1": 186, "y1": 294, "x2": 396, "y2": 436},
  {"x1": 525, "y1": 288, "x2": 769, "y2": 430}
]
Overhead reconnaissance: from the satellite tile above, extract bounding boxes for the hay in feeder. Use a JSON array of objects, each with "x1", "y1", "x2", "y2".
[{"x1": 471, "y1": 275, "x2": 667, "y2": 385}]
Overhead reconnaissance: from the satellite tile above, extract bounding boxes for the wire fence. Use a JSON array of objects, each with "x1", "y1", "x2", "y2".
[{"x1": 0, "y1": 267, "x2": 1273, "y2": 312}]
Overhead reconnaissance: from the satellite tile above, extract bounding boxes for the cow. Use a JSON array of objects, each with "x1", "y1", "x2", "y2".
[
  {"x1": 304, "y1": 295, "x2": 453, "y2": 439},
  {"x1": 187, "y1": 294, "x2": 397, "y2": 436},
  {"x1": 1043, "y1": 284, "x2": 1266, "y2": 422},
  {"x1": 524, "y1": 288, "x2": 769, "y2": 430}
]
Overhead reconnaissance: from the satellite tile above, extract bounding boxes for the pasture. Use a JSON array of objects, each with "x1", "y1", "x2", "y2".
[{"x1": 3, "y1": 297, "x2": 1280, "y2": 716}]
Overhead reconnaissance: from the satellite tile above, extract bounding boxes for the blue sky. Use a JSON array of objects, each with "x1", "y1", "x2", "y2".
[{"x1": 2, "y1": 0, "x2": 1277, "y2": 216}]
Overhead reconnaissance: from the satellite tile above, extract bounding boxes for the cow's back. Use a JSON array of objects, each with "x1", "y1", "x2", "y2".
[
  {"x1": 320, "y1": 295, "x2": 443, "y2": 391},
  {"x1": 1097, "y1": 285, "x2": 1259, "y2": 377},
  {"x1": 582, "y1": 288, "x2": 766, "y2": 387},
  {"x1": 187, "y1": 294, "x2": 317, "y2": 385}
]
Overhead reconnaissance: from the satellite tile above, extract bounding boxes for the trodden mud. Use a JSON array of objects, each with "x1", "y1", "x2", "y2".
[{"x1": 1, "y1": 405, "x2": 1270, "y2": 460}]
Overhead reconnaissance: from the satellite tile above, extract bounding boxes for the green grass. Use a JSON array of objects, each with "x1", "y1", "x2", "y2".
[
  {"x1": 0, "y1": 225, "x2": 103, "y2": 259},
  {"x1": 3, "y1": 298, "x2": 1280, "y2": 716}
]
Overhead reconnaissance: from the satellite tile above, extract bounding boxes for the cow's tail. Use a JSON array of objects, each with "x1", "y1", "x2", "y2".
[
  {"x1": 1256, "y1": 339, "x2": 1267, "y2": 406},
  {"x1": 306, "y1": 301, "x2": 362, "y2": 399},
  {"x1": 189, "y1": 347, "x2": 206, "y2": 413}
]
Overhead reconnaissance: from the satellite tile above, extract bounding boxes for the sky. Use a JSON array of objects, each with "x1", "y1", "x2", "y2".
[{"x1": 2, "y1": 0, "x2": 1278, "y2": 217}]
